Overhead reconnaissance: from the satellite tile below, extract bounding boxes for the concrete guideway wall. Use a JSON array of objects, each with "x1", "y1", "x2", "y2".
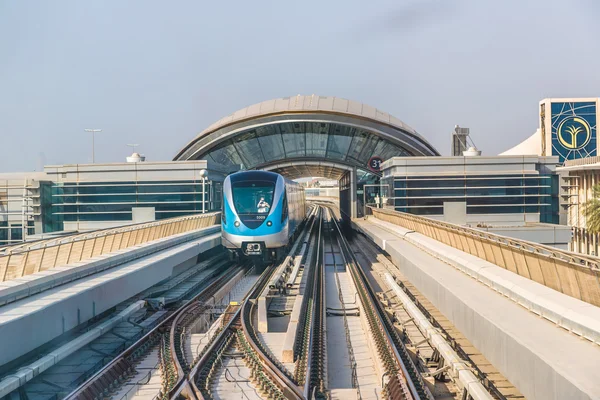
[
  {"x1": 370, "y1": 207, "x2": 600, "y2": 307},
  {"x1": 0, "y1": 301, "x2": 146, "y2": 398},
  {"x1": 0, "y1": 212, "x2": 220, "y2": 283},
  {"x1": 0, "y1": 233, "x2": 221, "y2": 367},
  {"x1": 354, "y1": 218, "x2": 600, "y2": 400},
  {"x1": 0, "y1": 226, "x2": 220, "y2": 307}
]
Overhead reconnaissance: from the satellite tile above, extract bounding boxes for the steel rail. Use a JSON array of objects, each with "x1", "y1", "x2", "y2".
[
  {"x1": 63, "y1": 260, "x2": 238, "y2": 400},
  {"x1": 353, "y1": 234, "x2": 503, "y2": 400},
  {"x1": 189, "y1": 262, "x2": 304, "y2": 400},
  {"x1": 167, "y1": 265, "x2": 245, "y2": 398},
  {"x1": 329, "y1": 208, "x2": 434, "y2": 400},
  {"x1": 241, "y1": 275, "x2": 305, "y2": 400},
  {"x1": 304, "y1": 208, "x2": 326, "y2": 400},
  {"x1": 292, "y1": 208, "x2": 321, "y2": 386},
  {"x1": 324, "y1": 209, "x2": 360, "y2": 398}
]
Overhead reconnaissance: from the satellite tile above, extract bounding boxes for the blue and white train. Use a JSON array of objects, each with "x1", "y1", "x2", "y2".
[{"x1": 221, "y1": 171, "x2": 306, "y2": 262}]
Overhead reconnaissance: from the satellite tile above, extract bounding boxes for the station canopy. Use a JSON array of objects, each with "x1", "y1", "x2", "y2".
[{"x1": 174, "y1": 95, "x2": 439, "y2": 180}]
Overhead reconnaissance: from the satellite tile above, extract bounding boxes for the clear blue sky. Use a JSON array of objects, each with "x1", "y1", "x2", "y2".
[{"x1": 1, "y1": 0, "x2": 599, "y2": 171}]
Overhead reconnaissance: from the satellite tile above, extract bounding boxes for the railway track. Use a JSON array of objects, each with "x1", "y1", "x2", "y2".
[
  {"x1": 326, "y1": 207, "x2": 435, "y2": 400},
  {"x1": 190, "y1": 266, "x2": 304, "y2": 400},
  {"x1": 351, "y1": 233, "x2": 523, "y2": 400},
  {"x1": 64, "y1": 261, "x2": 248, "y2": 400},
  {"x1": 199, "y1": 205, "x2": 437, "y2": 400},
  {"x1": 191, "y1": 211, "x2": 324, "y2": 400},
  {"x1": 63, "y1": 204, "x2": 492, "y2": 400}
]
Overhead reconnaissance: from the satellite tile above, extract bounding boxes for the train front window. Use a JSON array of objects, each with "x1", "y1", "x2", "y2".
[{"x1": 231, "y1": 181, "x2": 275, "y2": 214}]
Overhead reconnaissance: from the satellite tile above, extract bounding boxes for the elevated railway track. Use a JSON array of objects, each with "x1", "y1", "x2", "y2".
[{"x1": 0, "y1": 205, "x2": 530, "y2": 400}]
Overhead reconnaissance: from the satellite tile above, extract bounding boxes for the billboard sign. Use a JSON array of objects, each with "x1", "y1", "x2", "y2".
[{"x1": 551, "y1": 101, "x2": 597, "y2": 162}]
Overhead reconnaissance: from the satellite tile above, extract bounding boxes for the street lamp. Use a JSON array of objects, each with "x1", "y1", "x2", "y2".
[
  {"x1": 84, "y1": 129, "x2": 102, "y2": 163},
  {"x1": 199, "y1": 169, "x2": 208, "y2": 213}
]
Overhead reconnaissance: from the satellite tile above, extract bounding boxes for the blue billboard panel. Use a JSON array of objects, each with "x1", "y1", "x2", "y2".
[{"x1": 551, "y1": 102, "x2": 597, "y2": 163}]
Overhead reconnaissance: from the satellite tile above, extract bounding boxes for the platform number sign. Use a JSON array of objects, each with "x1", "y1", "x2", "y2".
[{"x1": 368, "y1": 156, "x2": 383, "y2": 172}]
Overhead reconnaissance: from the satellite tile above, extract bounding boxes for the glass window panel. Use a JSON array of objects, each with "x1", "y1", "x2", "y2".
[
  {"x1": 468, "y1": 206, "x2": 524, "y2": 214},
  {"x1": 138, "y1": 185, "x2": 196, "y2": 193},
  {"x1": 409, "y1": 188, "x2": 465, "y2": 197},
  {"x1": 232, "y1": 131, "x2": 264, "y2": 167},
  {"x1": 79, "y1": 204, "x2": 133, "y2": 213},
  {"x1": 232, "y1": 181, "x2": 275, "y2": 214},
  {"x1": 525, "y1": 196, "x2": 540, "y2": 204},
  {"x1": 408, "y1": 198, "x2": 444, "y2": 207},
  {"x1": 156, "y1": 211, "x2": 198, "y2": 219},
  {"x1": 379, "y1": 143, "x2": 408, "y2": 160},
  {"x1": 467, "y1": 197, "x2": 526, "y2": 205},
  {"x1": 78, "y1": 213, "x2": 132, "y2": 221},
  {"x1": 326, "y1": 133, "x2": 353, "y2": 160},
  {"x1": 207, "y1": 142, "x2": 245, "y2": 168},
  {"x1": 153, "y1": 203, "x2": 200, "y2": 211},
  {"x1": 346, "y1": 130, "x2": 368, "y2": 162},
  {"x1": 77, "y1": 194, "x2": 137, "y2": 203},
  {"x1": 77, "y1": 185, "x2": 136, "y2": 194},
  {"x1": 257, "y1": 130, "x2": 286, "y2": 161},
  {"x1": 347, "y1": 131, "x2": 379, "y2": 165},
  {"x1": 466, "y1": 187, "x2": 523, "y2": 196},
  {"x1": 467, "y1": 178, "x2": 523, "y2": 187},
  {"x1": 137, "y1": 193, "x2": 197, "y2": 202},
  {"x1": 372, "y1": 138, "x2": 388, "y2": 158},
  {"x1": 77, "y1": 181, "x2": 136, "y2": 186},
  {"x1": 411, "y1": 207, "x2": 444, "y2": 215},
  {"x1": 53, "y1": 187, "x2": 77, "y2": 195},
  {"x1": 405, "y1": 179, "x2": 465, "y2": 188},
  {"x1": 281, "y1": 123, "x2": 306, "y2": 157},
  {"x1": 53, "y1": 205, "x2": 77, "y2": 213},
  {"x1": 306, "y1": 132, "x2": 328, "y2": 157}
]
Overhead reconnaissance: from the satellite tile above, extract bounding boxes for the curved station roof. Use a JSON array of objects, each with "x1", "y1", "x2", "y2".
[{"x1": 174, "y1": 95, "x2": 439, "y2": 179}]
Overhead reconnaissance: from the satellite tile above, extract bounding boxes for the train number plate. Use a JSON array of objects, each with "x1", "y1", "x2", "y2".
[{"x1": 245, "y1": 242, "x2": 262, "y2": 255}]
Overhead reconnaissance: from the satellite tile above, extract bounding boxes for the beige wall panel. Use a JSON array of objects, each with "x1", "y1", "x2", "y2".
[{"x1": 68, "y1": 241, "x2": 85, "y2": 264}]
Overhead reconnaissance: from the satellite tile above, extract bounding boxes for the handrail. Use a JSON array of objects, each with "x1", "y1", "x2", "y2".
[
  {"x1": 0, "y1": 212, "x2": 220, "y2": 283},
  {"x1": 369, "y1": 206, "x2": 600, "y2": 307},
  {"x1": 2, "y1": 212, "x2": 220, "y2": 254}
]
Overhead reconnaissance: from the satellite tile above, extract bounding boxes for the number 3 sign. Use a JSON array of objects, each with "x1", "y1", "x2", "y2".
[{"x1": 368, "y1": 156, "x2": 383, "y2": 172}]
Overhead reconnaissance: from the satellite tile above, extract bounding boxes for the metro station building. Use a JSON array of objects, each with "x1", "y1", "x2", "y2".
[{"x1": 3, "y1": 95, "x2": 600, "y2": 253}]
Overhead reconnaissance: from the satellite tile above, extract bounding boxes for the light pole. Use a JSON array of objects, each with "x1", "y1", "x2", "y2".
[
  {"x1": 199, "y1": 169, "x2": 208, "y2": 213},
  {"x1": 84, "y1": 129, "x2": 102, "y2": 163},
  {"x1": 127, "y1": 143, "x2": 139, "y2": 154}
]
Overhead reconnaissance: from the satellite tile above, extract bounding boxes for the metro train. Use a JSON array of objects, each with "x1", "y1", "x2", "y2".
[{"x1": 221, "y1": 170, "x2": 306, "y2": 262}]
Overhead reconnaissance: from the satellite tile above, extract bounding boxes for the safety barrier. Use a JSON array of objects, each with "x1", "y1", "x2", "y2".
[
  {"x1": 369, "y1": 207, "x2": 600, "y2": 307},
  {"x1": 0, "y1": 212, "x2": 220, "y2": 283}
]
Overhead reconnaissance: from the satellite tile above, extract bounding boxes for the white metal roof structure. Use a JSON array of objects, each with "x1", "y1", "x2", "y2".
[{"x1": 174, "y1": 95, "x2": 440, "y2": 179}]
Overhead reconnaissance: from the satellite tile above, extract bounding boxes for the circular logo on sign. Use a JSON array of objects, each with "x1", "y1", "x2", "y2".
[
  {"x1": 557, "y1": 116, "x2": 592, "y2": 150},
  {"x1": 368, "y1": 156, "x2": 383, "y2": 172}
]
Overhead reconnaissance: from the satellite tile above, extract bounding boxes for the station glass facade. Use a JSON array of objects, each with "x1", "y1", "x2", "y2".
[
  {"x1": 51, "y1": 180, "x2": 221, "y2": 224},
  {"x1": 387, "y1": 174, "x2": 559, "y2": 223},
  {"x1": 202, "y1": 121, "x2": 413, "y2": 173}
]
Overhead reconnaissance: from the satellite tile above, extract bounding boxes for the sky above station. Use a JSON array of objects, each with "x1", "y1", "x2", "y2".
[{"x1": 1, "y1": 0, "x2": 600, "y2": 171}]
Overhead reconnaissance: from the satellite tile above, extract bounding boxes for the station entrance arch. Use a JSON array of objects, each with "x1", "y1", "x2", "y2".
[{"x1": 174, "y1": 95, "x2": 439, "y2": 218}]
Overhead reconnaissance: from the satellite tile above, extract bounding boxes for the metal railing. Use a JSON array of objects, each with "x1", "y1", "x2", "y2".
[
  {"x1": 0, "y1": 212, "x2": 220, "y2": 283},
  {"x1": 369, "y1": 207, "x2": 600, "y2": 307}
]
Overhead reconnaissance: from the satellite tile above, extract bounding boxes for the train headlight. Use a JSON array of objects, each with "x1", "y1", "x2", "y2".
[
  {"x1": 266, "y1": 221, "x2": 272, "y2": 227},
  {"x1": 234, "y1": 221, "x2": 240, "y2": 227}
]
